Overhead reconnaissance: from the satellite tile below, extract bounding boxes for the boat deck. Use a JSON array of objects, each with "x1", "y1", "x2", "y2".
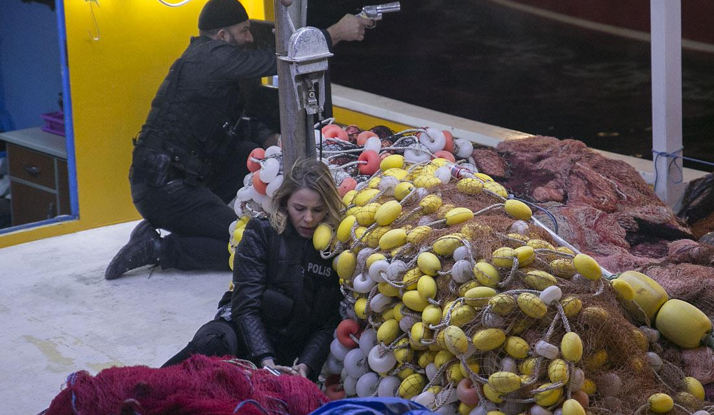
[{"x1": 0, "y1": 221, "x2": 230, "y2": 413}]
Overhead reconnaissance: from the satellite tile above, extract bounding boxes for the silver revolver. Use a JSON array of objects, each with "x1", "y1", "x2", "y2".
[{"x1": 358, "y1": 2, "x2": 401, "y2": 28}]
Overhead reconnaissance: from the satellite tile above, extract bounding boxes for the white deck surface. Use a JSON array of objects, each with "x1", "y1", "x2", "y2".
[{"x1": 0, "y1": 221, "x2": 231, "y2": 414}]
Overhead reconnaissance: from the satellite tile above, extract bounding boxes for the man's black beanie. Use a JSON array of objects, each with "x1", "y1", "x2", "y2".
[{"x1": 198, "y1": 0, "x2": 249, "y2": 31}]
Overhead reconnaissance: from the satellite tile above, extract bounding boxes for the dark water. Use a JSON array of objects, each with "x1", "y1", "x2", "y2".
[{"x1": 309, "y1": 0, "x2": 714, "y2": 168}]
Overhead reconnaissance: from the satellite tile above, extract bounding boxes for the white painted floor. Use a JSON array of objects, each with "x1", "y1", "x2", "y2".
[{"x1": 0, "y1": 221, "x2": 231, "y2": 414}]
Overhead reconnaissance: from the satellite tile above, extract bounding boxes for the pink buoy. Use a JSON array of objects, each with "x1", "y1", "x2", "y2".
[
  {"x1": 357, "y1": 130, "x2": 378, "y2": 146},
  {"x1": 338, "y1": 177, "x2": 357, "y2": 197},
  {"x1": 247, "y1": 148, "x2": 265, "y2": 172},
  {"x1": 336, "y1": 319, "x2": 361, "y2": 348},
  {"x1": 322, "y1": 124, "x2": 348, "y2": 141},
  {"x1": 456, "y1": 378, "x2": 480, "y2": 406},
  {"x1": 433, "y1": 150, "x2": 455, "y2": 162},
  {"x1": 358, "y1": 150, "x2": 380, "y2": 175}
]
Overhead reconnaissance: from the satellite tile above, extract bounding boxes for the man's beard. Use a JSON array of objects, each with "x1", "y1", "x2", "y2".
[{"x1": 226, "y1": 33, "x2": 247, "y2": 50}]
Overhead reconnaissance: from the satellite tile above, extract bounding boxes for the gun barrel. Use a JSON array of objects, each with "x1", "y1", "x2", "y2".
[{"x1": 376, "y1": 2, "x2": 400, "y2": 13}]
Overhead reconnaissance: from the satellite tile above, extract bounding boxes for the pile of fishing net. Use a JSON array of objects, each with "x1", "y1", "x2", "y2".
[
  {"x1": 302, "y1": 130, "x2": 714, "y2": 414},
  {"x1": 470, "y1": 136, "x2": 698, "y2": 272},
  {"x1": 44, "y1": 355, "x2": 328, "y2": 415},
  {"x1": 220, "y1": 126, "x2": 714, "y2": 413},
  {"x1": 469, "y1": 136, "x2": 714, "y2": 380}
]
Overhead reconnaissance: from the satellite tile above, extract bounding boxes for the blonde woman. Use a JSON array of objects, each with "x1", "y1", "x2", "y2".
[{"x1": 163, "y1": 158, "x2": 344, "y2": 380}]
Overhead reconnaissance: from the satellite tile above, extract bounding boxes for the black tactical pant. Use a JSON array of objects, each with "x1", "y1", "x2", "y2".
[
  {"x1": 131, "y1": 140, "x2": 259, "y2": 271},
  {"x1": 161, "y1": 318, "x2": 244, "y2": 367},
  {"x1": 161, "y1": 315, "x2": 312, "y2": 379}
]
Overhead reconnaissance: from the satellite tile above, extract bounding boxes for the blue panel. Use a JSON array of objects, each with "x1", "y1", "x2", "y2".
[
  {"x1": 55, "y1": 0, "x2": 79, "y2": 217},
  {"x1": 0, "y1": 1, "x2": 63, "y2": 131},
  {"x1": 308, "y1": 397, "x2": 435, "y2": 415}
]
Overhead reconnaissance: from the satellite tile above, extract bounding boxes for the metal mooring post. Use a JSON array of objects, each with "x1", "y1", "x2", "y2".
[
  {"x1": 274, "y1": 0, "x2": 332, "y2": 169},
  {"x1": 650, "y1": 0, "x2": 684, "y2": 209}
]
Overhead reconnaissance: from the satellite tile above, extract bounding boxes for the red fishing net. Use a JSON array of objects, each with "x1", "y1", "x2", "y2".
[{"x1": 45, "y1": 355, "x2": 328, "y2": 415}]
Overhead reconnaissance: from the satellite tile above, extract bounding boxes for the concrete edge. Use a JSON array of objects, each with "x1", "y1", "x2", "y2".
[{"x1": 332, "y1": 83, "x2": 710, "y2": 186}]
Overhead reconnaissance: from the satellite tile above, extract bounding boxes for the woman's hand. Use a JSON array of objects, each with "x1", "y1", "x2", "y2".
[
  {"x1": 261, "y1": 358, "x2": 304, "y2": 376},
  {"x1": 292, "y1": 363, "x2": 309, "y2": 378},
  {"x1": 274, "y1": 365, "x2": 299, "y2": 375},
  {"x1": 260, "y1": 357, "x2": 276, "y2": 369}
]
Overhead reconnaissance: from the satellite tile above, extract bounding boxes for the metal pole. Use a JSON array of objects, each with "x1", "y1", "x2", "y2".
[
  {"x1": 274, "y1": 0, "x2": 316, "y2": 170},
  {"x1": 650, "y1": 0, "x2": 684, "y2": 209}
]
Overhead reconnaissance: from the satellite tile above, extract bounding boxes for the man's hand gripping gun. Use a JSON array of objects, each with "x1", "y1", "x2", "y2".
[{"x1": 358, "y1": 2, "x2": 401, "y2": 28}]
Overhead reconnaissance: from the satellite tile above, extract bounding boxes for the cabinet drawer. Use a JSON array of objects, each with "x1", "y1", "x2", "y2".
[
  {"x1": 10, "y1": 180, "x2": 58, "y2": 226},
  {"x1": 7, "y1": 143, "x2": 57, "y2": 189}
]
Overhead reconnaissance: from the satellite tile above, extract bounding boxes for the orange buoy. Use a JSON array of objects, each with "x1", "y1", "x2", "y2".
[
  {"x1": 246, "y1": 148, "x2": 265, "y2": 172},
  {"x1": 325, "y1": 383, "x2": 346, "y2": 401},
  {"x1": 252, "y1": 171, "x2": 268, "y2": 195},
  {"x1": 337, "y1": 319, "x2": 361, "y2": 347},
  {"x1": 456, "y1": 378, "x2": 480, "y2": 406},
  {"x1": 443, "y1": 130, "x2": 455, "y2": 153},
  {"x1": 357, "y1": 130, "x2": 378, "y2": 146},
  {"x1": 338, "y1": 177, "x2": 357, "y2": 197},
  {"x1": 322, "y1": 124, "x2": 349, "y2": 141},
  {"x1": 433, "y1": 150, "x2": 456, "y2": 162},
  {"x1": 358, "y1": 150, "x2": 380, "y2": 175}
]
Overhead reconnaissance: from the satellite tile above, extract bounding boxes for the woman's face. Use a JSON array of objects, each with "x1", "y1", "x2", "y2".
[{"x1": 287, "y1": 188, "x2": 327, "y2": 238}]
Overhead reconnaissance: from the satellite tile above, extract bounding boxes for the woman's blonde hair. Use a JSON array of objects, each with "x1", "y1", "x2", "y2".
[{"x1": 269, "y1": 158, "x2": 344, "y2": 234}]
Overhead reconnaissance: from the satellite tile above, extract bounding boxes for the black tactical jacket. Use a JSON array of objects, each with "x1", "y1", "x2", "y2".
[
  {"x1": 133, "y1": 35, "x2": 277, "y2": 184},
  {"x1": 219, "y1": 217, "x2": 341, "y2": 376}
]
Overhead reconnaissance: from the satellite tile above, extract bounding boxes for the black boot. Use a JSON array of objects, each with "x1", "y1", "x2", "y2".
[{"x1": 105, "y1": 220, "x2": 162, "y2": 280}]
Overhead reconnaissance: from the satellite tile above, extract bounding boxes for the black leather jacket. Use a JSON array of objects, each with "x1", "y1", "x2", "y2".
[{"x1": 219, "y1": 217, "x2": 341, "y2": 376}]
